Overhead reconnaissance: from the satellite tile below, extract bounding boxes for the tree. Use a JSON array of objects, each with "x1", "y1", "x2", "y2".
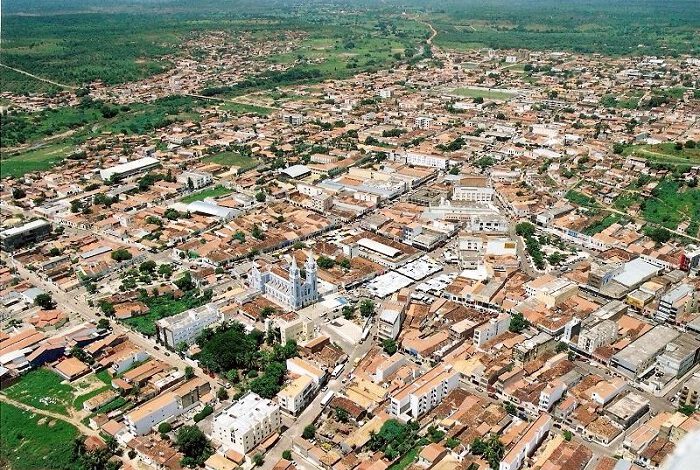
[
  {"x1": 12, "y1": 188, "x2": 26, "y2": 199},
  {"x1": 111, "y1": 249, "x2": 132, "y2": 262},
  {"x1": 261, "y1": 306, "x2": 276, "y2": 319},
  {"x1": 34, "y1": 293, "x2": 55, "y2": 310},
  {"x1": 175, "y1": 272, "x2": 195, "y2": 291},
  {"x1": 613, "y1": 142, "x2": 625, "y2": 154},
  {"x1": 158, "y1": 422, "x2": 172, "y2": 434},
  {"x1": 158, "y1": 263, "x2": 173, "y2": 278},
  {"x1": 509, "y1": 312, "x2": 530, "y2": 333},
  {"x1": 359, "y1": 299, "x2": 375, "y2": 317},
  {"x1": 647, "y1": 227, "x2": 671, "y2": 244},
  {"x1": 339, "y1": 258, "x2": 351, "y2": 269},
  {"x1": 217, "y1": 387, "x2": 229, "y2": 401},
  {"x1": 177, "y1": 342, "x2": 189, "y2": 355},
  {"x1": 563, "y1": 430, "x2": 573, "y2": 441},
  {"x1": 504, "y1": 402, "x2": 517, "y2": 416},
  {"x1": 515, "y1": 222, "x2": 536, "y2": 238},
  {"x1": 97, "y1": 318, "x2": 111, "y2": 331},
  {"x1": 335, "y1": 407, "x2": 350, "y2": 423},
  {"x1": 678, "y1": 405, "x2": 696, "y2": 416},
  {"x1": 342, "y1": 305, "x2": 355, "y2": 320},
  {"x1": 686, "y1": 140, "x2": 696, "y2": 149},
  {"x1": 316, "y1": 256, "x2": 335, "y2": 269},
  {"x1": 48, "y1": 247, "x2": 61, "y2": 257},
  {"x1": 139, "y1": 260, "x2": 157, "y2": 273},
  {"x1": 100, "y1": 301, "x2": 115, "y2": 316},
  {"x1": 252, "y1": 453, "x2": 265, "y2": 467},
  {"x1": 184, "y1": 366, "x2": 195, "y2": 380},
  {"x1": 556, "y1": 341, "x2": 569, "y2": 353},
  {"x1": 382, "y1": 339, "x2": 398, "y2": 355},
  {"x1": 176, "y1": 425, "x2": 212, "y2": 468},
  {"x1": 282, "y1": 450, "x2": 292, "y2": 460},
  {"x1": 251, "y1": 224, "x2": 264, "y2": 240},
  {"x1": 255, "y1": 191, "x2": 266, "y2": 202},
  {"x1": 302, "y1": 424, "x2": 316, "y2": 440}
]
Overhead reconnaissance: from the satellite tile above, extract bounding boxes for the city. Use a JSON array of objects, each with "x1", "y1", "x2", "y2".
[{"x1": 1, "y1": 2, "x2": 699, "y2": 470}]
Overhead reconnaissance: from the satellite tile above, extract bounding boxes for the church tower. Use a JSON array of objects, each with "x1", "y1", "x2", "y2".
[
  {"x1": 305, "y1": 252, "x2": 318, "y2": 300},
  {"x1": 289, "y1": 256, "x2": 302, "y2": 309}
]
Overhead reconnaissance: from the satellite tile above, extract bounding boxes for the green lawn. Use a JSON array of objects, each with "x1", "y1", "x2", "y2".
[
  {"x1": 180, "y1": 184, "x2": 233, "y2": 203},
  {"x1": 122, "y1": 292, "x2": 209, "y2": 336},
  {"x1": 220, "y1": 102, "x2": 276, "y2": 116},
  {"x1": 0, "y1": 403, "x2": 79, "y2": 470},
  {"x1": 583, "y1": 212, "x2": 622, "y2": 235},
  {"x1": 449, "y1": 87, "x2": 516, "y2": 100},
  {"x1": 72, "y1": 385, "x2": 111, "y2": 411},
  {"x1": 388, "y1": 446, "x2": 423, "y2": 470},
  {"x1": 643, "y1": 180, "x2": 700, "y2": 230},
  {"x1": 3, "y1": 369, "x2": 75, "y2": 415},
  {"x1": 565, "y1": 189, "x2": 600, "y2": 208},
  {"x1": 202, "y1": 151, "x2": 258, "y2": 170},
  {"x1": 623, "y1": 142, "x2": 700, "y2": 166},
  {"x1": 1, "y1": 142, "x2": 75, "y2": 178}
]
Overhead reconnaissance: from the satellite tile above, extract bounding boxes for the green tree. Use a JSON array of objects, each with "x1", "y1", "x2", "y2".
[
  {"x1": 282, "y1": 450, "x2": 292, "y2": 460},
  {"x1": 217, "y1": 387, "x2": 229, "y2": 401},
  {"x1": 255, "y1": 191, "x2": 266, "y2": 202},
  {"x1": 34, "y1": 293, "x2": 55, "y2": 310},
  {"x1": 302, "y1": 424, "x2": 316, "y2": 440},
  {"x1": 158, "y1": 422, "x2": 172, "y2": 434},
  {"x1": 97, "y1": 318, "x2": 111, "y2": 330},
  {"x1": 515, "y1": 222, "x2": 536, "y2": 238},
  {"x1": 158, "y1": 263, "x2": 173, "y2": 278},
  {"x1": 111, "y1": 248, "x2": 132, "y2": 262},
  {"x1": 316, "y1": 256, "x2": 335, "y2": 269},
  {"x1": 252, "y1": 453, "x2": 264, "y2": 467},
  {"x1": 335, "y1": 407, "x2": 350, "y2": 423},
  {"x1": 139, "y1": 260, "x2": 157, "y2": 273},
  {"x1": 176, "y1": 425, "x2": 213, "y2": 467},
  {"x1": 382, "y1": 339, "x2": 398, "y2": 355},
  {"x1": 359, "y1": 299, "x2": 375, "y2": 317},
  {"x1": 184, "y1": 366, "x2": 194, "y2": 380},
  {"x1": 563, "y1": 430, "x2": 573, "y2": 441},
  {"x1": 509, "y1": 312, "x2": 530, "y2": 333}
]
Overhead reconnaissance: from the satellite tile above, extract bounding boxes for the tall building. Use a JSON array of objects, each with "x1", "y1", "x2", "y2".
[
  {"x1": 250, "y1": 255, "x2": 319, "y2": 311},
  {"x1": 656, "y1": 284, "x2": 694, "y2": 324},
  {"x1": 0, "y1": 219, "x2": 52, "y2": 252},
  {"x1": 212, "y1": 392, "x2": 281, "y2": 454},
  {"x1": 388, "y1": 363, "x2": 459, "y2": 422},
  {"x1": 156, "y1": 304, "x2": 221, "y2": 349}
]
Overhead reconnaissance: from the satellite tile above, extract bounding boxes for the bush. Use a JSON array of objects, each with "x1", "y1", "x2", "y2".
[
  {"x1": 158, "y1": 422, "x2": 172, "y2": 434},
  {"x1": 193, "y1": 405, "x2": 213, "y2": 422}
]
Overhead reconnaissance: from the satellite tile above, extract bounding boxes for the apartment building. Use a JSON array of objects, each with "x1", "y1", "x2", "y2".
[
  {"x1": 125, "y1": 378, "x2": 211, "y2": 435},
  {"x1": 473, "y1": 313, "x2": 511, "y2": 348},
  {"x1": 178, "y1": 171, "x2": 213, "y2": 190},
  {"x1": 278, "y1": 375, "x2": 315, "y2": 415},
  {"x1": 0, "y1": 219, "x2": 52, "y2": 252},
  {"x1": 212, "y1": 392, "x2": 281, "y2": 454},
  {"x1": 286, "y1": 357, "x2": 326, "y2": 386},
  {"x1": 538, "y1": 381, "x2": 566, "y2": 412},
  {"x1": 156, "y1": 304, "x2": 221, "y2": 349},
  {"x1": 577, "y1": 319, "x2": 618, "y2": 355},
  {"x1": 388, "y1": 363, "x2": 460, "y2": 422},
  {"x1": 452, "y1": 175, "x2": 494, "y2": 202},
  {"x1": 377, "y1": 307, "x2": 403, "y2": 341},
  {"x1": 655, "y1": 284, "x2": 694, "y2": 324},
  {"x1": 499, "y1": 413, "x2": 552, "y2": 470},
  {"x1": 678, "y1": 373, "x2": 700, "y2": 408}
]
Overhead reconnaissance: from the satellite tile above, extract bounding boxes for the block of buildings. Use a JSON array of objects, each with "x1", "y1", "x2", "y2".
[{"x1": 212, "y1": 392, "x2": 281, "y2": 454}]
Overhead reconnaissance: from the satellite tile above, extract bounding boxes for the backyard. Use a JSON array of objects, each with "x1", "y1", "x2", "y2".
[
  {"x1": 180, "y1": 184, "x2": 233, "y2": 203},
  {"x1": 3, "y1": 368, "x2": 75, "y2": 415}
]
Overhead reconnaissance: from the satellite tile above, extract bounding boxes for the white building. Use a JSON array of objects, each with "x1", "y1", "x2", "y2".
[
  {"x1": 178, "y1": 171, "x2": 213, "y2": 190},
  {"x1": 378, "y1": 308, "x2": 403, "y2": 341},
  {"x1": 415, "y1": 116, "x2": 433, "y2": 130},
  {"x1": 212, "y1": 393, "x2": 281, "y2": 454},
  {"x1": 406, "y1": 151, "x2": 448, "y2": 170},
  {"x1": 286, "y1": 357, "x2": 326, "y2": 386},
  {"x1": 499, "y1": 414, "x2": 552, "y2": 470},
  {"x1": 388, "y1": 363, "x2": 460, "y2": 421},
  {"x1": 99, "y1": 156, "x2": 160, "y2": 181},
  {"x1": 473, "y1": 313, "x2": 511, "y2": 348},
  {"x1": 453, "y1": 185, "x2": 494, "y2": 202},
  {"x1": 156, "y1": 304, "x2": 221, "y2": 349},
  {"x1": 538, "y1": 381, "x2": 566, "y2": 411},
  {"x1": 577, "y1": 320, "x2": 618, "y2": 354},
  {"x1": 278, "y1": 375, "x2": 315, "y2": 415}
]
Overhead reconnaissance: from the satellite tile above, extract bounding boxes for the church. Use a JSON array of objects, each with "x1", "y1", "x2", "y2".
[{"x1": 250, "y1": 254, "x2": 319, "y2": 311}]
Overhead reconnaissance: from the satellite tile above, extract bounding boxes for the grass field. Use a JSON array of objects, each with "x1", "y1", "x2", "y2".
[
  {"x1": 220, "y1": 102, "x2": 276, "y2": 116},
  {"x1": 3, "y1": 369, "x2": 75, "y2": 415},
  {"x1": 449, "y1": 87, "x2": 516, "y2": 100},
  {"x1": 388, "y1": 446, "x2": 422, "y2": 470},
  {"x1": 643, "y1": 180, "x2": 700, "y2": 230},
  {"x1": 0, "y1": 403, "x2": 79, "y2": 470},
  {"x1": 583, "y1": 212, "x2": 622, "y2": 235},
  {"x1": 123, "y1": 292, "x2": 208, "y2": 336},
  {"x1": 180, "y1": 184, "x2": 232, "y2": 203},
  {"x1": 1, "y1": 142, "x2": 75, "y2": 178},
  {"x1": 565, "y1": 189, "x2": 600, "y2": 208},
  {"x1": 202, "y1": 151, "x2": 258, "y2": 170},
  {"x1": 623, "y1": 142, "x2": 700, "y2": 166}
]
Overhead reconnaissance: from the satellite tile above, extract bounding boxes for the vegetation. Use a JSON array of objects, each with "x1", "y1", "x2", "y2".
[
  {"x1": 642, "y1": 180, "x2": 700, "y2": 231},
  {"x1": 509, "y1": 312, "x2": 530, "y2": 334},
  {"x1": 0, "y1": 403, "x2": 80, "y2": 470},
  {"x1": 471, "y1": 434, "x2": 505, "y2": 470},
  {"x1": 382, "y1": 339, "x2": 398, "y2": 355},
  {"x1": 450, "y1": 87, "x2": 515, "y2": 100},
  {"x1": 123, "y1": 289, "x2": 212, "y2": 336},
  {"x1": 176, "y1": 425, "x2": 213, "y2": 467},
  {"x1": 4, "y1": 369, "x2": 75, "y2": 415},
  {"x1": 180, "y1": 185, "x2": 232, "y2": 203},
  {"x1": 368, "y1": 419, "x2": 420, "y2": 461}
]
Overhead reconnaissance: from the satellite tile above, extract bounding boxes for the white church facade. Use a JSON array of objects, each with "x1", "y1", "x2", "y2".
[{"x1": 250, "y1": 255, "x2": 319, "y2": 311}]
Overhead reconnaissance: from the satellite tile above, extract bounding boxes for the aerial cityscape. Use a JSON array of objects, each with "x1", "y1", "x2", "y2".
[{"x1": 0, "y1": 1, "x2": 699, "y2": 470}]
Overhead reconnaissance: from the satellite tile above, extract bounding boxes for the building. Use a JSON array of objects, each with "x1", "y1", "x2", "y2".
[
  {"x1": 251, "y1": 256, "x2": 318, "y2": 311},
  {"x1": 278, "y1": 375, "x2": 315, "y2": 415},
  {"x1": 0, "y1": 219, "x2": 52, "y2": 252},
  {"x1": 178, "y1": 171, "x2": 213, "y2": 190},
  {"x1": 99, "y1": 156, "x2": 160, "y2": 181},
  {"x1": 125, "y1": 378, "x2": 211, "y2": 435},
  {"x1": 452, "y1": 175, "x2": 494, "y2": 202},
  {"x1": 286, "y1": 357, "x2": 326, "y2": 386},
  {"x1": 156, "y1": 304, "x2": 221, "y2": 349},
  {"x1": 611, "y1": 326, "x2": 680, "y2": 379},
  {"x1": 377, "y1": 308, "x2": 403, "y2": 341},
  {"x1": 605, "y1": 393, "x2": 649, "y2": 428},
  {"x1": 577, "y1": 320, "x2": 618, "y2": 355},
  {"x1": 268, "y1": 315, "x2": 315, "y2": 344},
  {"x1": 656, "y1": 334, "x2": 700, "y2": 378},
  {"x1": 212, "y1": 392, "x2": 281, "y2": 454},
  {"x1": 414, "y1": 116, "x2": 433, "y2": 130},
  {"x1": 499, "y1": 413, "x2": 552, "y2": 470},
  {"x1": 656, "y1": 284, "x2": 694, "y2": 324},
  {"x1": 388, "y1": 363, "x2": 460, "y2": 421},
  {"x1": 282, "y1": 113, "x2": 304, "y2": 126},
  {"x1": 187, "y1": 201, "x2": 238, "y2": 221},
  {"x1": 539, "y1": 381, "x2": 566, "y2": 411},
  {"x1": 677, "y1": 373, "x2": 700, "y2": 408},
  {"x1": 473, "y1": 313, "x2": 511, "y2": 348}
]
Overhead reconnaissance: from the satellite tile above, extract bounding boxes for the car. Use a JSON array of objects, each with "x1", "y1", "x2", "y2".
[
  {"x1": 154, "y1": 346, "x2": 160, "y2": 351},
  {"x1": 164, "y1": 352, "x2": 170, "y2": 356}
]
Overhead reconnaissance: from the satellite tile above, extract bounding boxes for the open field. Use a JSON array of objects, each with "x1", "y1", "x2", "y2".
[
  {"x1": 1, "y1": 143, "x2": 75, "y2": 178},
  {"x1": 220, "y1": 102, "x2": 276, "y2": 116},
  {"x1": 448, "y1": 87, "x2": 516, "y2": 100},
  {"x1": 180, "y1": 184, "x2": 233, "y2": 203},
  {"x1": 0, "y1": 403, "x2": 79, "y2": 470},
  {"x1": 642, "y1": 180, "x2": 700, "y2": 231},
  {"x1": 624, "y1": 142, "x2": 700, "y2": 166},
  {"x1": 3, "y1": 369, "x2": 75, "y2": 415},
  {"x1": 202, "y1": 151, "x2": 259, "y2": 170}
]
